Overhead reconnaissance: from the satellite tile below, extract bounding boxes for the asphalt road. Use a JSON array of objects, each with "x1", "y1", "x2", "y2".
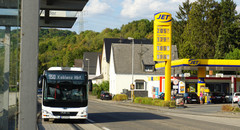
[
  {"x1": 88, "y1": 100, "x2": 240, "y2": 130},
  {"x1": 37, "y1": 95, "x2": 240, "y2": 130}
]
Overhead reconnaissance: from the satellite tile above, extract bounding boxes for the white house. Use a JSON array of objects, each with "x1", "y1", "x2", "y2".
[
  {"x1": 101, "y1": 38, "x2": 152, "y2": 82},
  {"x1": 82, "y1": 52, "x2": 101, "y2": 83},
  {"x1": 109, "y1": 43, "x2": 180, "y2": 97}
]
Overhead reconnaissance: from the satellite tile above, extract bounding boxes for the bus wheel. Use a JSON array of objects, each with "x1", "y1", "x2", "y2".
[{"x1": 44, "y1": 119, "x2": 49, "y2": 122}]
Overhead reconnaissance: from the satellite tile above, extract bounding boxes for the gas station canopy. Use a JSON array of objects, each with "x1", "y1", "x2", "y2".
[{"x1": 155, "y1": 59, "x2": 240, "y2": 71}]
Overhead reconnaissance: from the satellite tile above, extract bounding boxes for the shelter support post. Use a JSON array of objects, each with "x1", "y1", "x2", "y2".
[{"x1": 19, "y1": 0, "x2": 39, "y2": 129}]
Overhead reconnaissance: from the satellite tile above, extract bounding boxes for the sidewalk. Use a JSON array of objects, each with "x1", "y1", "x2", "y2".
[{"x1": 89, "y1": 95, "x2": 240, "y2": 118}]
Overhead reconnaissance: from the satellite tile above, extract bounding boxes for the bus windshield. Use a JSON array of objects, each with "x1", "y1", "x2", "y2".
[{"x1": 43, "y1": 79, "x2": 88, "y2": 107}]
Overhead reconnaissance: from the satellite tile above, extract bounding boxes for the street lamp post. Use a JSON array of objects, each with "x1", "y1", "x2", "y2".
[
  {"x1": 86, "y1": 58, "x2": 90, "y2": 76},
  {"x1": 128, "y1": 37, "x2": 134, "y2": 102}
]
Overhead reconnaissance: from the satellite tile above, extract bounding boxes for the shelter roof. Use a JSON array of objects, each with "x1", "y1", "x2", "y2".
[{"x1": 0, "y1": 0, "x2": 89, "y2": 28}]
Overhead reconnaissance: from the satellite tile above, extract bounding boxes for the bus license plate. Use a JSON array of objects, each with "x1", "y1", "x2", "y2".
[{"x1": 61, "y1": 116, "x2": 70, "y2": 119}]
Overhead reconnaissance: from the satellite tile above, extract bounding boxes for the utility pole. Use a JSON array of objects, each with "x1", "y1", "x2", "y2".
[{"x1": 128, "y1": 37, "x2": 134, "y2": 102}]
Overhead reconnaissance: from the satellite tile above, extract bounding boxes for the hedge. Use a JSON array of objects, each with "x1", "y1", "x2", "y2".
[{"x1": 134, "y1": 97, "x2": 176, "y2": 107}]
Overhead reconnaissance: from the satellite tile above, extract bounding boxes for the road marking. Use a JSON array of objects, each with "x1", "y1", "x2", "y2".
[
  {"x1": 102, "y1": 127, "x2": 110, "y2": 130},
  {"x1": 87, "y1": 119, "x2": 95, "y2": 123}
]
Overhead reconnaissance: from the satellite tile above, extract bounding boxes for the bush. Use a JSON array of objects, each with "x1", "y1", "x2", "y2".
[
  {"x1": 113, "y1": 94, "x2": 128, "y2": 101},
  {"x1": 142, "y1": 97, "x2": 153, "y2": 105},
  {"x1": 160, "y1": 101, "x2": 170, "y2": 107},
  {"x1": 134, "y1": 97, "x2": 143, "y2": 104},
  {"x1": 169, "y1": 101, "x2": 176, "y2": 107},
  {"x1": 222, "y1": 105, "x2": 234, "y2": 112},
  {"x1": 133, "y1": 97, "x2": 175, "y2": 108},
  {"x1": 152, "y1": 99, "x2": 162, "y2": 106},
  {"x1": 233, "y1": 107, "x2": 240, "y2": 112},
  {"x1": 91, "y1": 81, "x2": 109, "y2": 99}
]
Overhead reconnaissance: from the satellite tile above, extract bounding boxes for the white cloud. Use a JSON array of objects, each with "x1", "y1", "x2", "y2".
[
  {"x1": 83, "y1": 0, "x2": 112, "y2": 16},
  {"x1": 236, "y1": 1, "x2": 240, "y2": 14},
  {"x1": 120, "y1": 0, "x2": 198, "y2": 19}
]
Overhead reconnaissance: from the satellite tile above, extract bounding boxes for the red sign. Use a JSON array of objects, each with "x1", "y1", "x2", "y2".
[{"x1": 231, "y1": 76, "x2": 234, "y2": 83}]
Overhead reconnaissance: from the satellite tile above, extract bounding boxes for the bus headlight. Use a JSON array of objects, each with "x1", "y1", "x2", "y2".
[
  {"x1": 77, "y1": 110, "x2": 86, "y2": 116},
  {"x1": 42, "y1": 110, "x2": 51, "y2": 116}
]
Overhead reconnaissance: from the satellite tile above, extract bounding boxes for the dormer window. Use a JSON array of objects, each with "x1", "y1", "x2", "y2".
[{"x1": 144, "y1": 65, "x2": 154, "y2": 72}]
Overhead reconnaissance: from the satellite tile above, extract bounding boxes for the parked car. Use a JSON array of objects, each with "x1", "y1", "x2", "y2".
[
  {"x1": 100, "y1": 91, "x2": 112, "y2": 100},
  {"x1": 210, "y1": 92, "x2": 226, "y2": 103},
  {"x1": 183, "y1": 92, "x2": 199, "y2": 104},
  {"x1": 158, "y1": 93, "x2": 175, "y2": 100},
  {"x1": 225, "y1": 93, "x2": 233, "y2": 103},
  {"x1": 238, "y1": 98, "x2": 240, "y2": 107},
  {"x1": 232, "y1": 92, "x2": 240, "y2": 103},
  {"x1": 159, "y1": 93, "x2": 165, "y2": 100}
]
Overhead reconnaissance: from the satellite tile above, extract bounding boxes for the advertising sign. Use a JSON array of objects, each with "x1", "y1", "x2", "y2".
[
  {"x1": 173, "y1": 78, "x2": 179, "y2": 85},
  {"x1": 188, "y1": 59, "x2": 200, "y2": 66},
  {"x1": 178, "y1": 81, "x2": 185, "y2": 93},
  {"x1": 153, "y1": 12, "x2": 172, "y2": 61},
  {"x1": 189, "y1": 84, "x2": 196, "y2": 92}
]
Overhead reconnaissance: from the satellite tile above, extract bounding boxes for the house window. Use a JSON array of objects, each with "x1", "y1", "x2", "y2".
[
  {"x1": 135, "y1": 81, "x2": 145, "y2": 90},
  {"x1": 144, "y1": 65, "x2": 154, "y2": 72}
]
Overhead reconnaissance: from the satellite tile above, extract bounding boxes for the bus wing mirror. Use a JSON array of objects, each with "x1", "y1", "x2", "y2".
[{"x1": 38, "y1": 75, "x2": 43, "y2": 88}]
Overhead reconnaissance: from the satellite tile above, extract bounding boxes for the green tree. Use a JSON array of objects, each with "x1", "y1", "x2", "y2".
[
  {"x1": 120, "y1": 19, "x2": 152, "y2": 39},
  {"x1": 180, "y1": 0, "x2": 220, "y2": 59},
  {"x1": 173, "y1": 0, "x2": 192, "y2": 55},
  {"x1": 215, "y1": 0, "x2": 239, "y2": 58},
  {"x1": 225, "y1": 48, "x2": 240, "y2": 59}
]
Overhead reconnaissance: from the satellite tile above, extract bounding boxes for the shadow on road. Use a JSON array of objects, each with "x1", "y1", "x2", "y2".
[
  {"x1": 88, "y1": 112, "x2": 171, "y2": 123},
  {"x1": 52, "y1": 119, "x2": 86, "y2": 123}
]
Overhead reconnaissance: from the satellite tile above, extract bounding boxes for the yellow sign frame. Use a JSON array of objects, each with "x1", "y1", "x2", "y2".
[
  {"x1": 153, "y1": 12, "x2": 172, "y2": 61},
  {"x1": 153, "y1": 12, "x2": 172, "y2": 101}
]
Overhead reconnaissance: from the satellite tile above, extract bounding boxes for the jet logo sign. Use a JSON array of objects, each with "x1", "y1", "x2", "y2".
[
  {"x1": 188, "y1": 59, "x2": 200, "y2": 66},
  {"x1": 154, "y1": 12, "x2": 172, "y2": 23}
]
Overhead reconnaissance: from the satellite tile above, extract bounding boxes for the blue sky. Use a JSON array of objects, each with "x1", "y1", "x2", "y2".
[{"x1": 70, "y1": 0, "x2": 240, "y2": 33}]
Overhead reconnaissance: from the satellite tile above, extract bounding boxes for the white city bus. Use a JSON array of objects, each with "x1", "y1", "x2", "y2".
[{"x1": 40, "y1": 67, "x2": 88, "y2": 122}]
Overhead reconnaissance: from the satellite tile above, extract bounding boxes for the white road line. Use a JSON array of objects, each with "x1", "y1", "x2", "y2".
[
  {"x1": 87, "y1": 119, "x2": 95, "y2": 123},
  {"x1": 102, "y1": 127, "x2": 111, "y2": 130}
]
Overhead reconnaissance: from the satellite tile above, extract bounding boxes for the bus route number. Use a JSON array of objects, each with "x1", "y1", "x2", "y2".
[{"x1": 48, "y1": 74, "x2": 56, "y2": 79}]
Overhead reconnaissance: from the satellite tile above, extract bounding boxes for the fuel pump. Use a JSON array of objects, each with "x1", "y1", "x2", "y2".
[{"x1": 204, "y1": 88, "x2": 210, "y2": 104}]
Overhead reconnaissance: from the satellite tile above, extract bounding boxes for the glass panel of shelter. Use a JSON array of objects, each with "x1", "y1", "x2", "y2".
[{"x1": 0, "y1": 4, "x2": 21, "y2": 130}]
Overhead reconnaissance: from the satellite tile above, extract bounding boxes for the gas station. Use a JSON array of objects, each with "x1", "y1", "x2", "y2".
[
  {"x1": 154, "y1": 59, "x2": 240, "y2": 103},
  {"x1": 153, "y1": 12, "x2": 240, "y2": 103}
]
